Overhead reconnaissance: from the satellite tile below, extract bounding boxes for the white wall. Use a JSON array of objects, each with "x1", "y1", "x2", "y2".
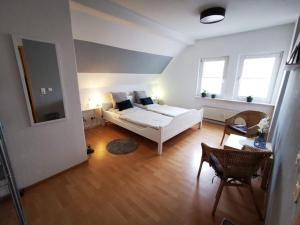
[
  {"x1": 78, "y1": 73, "x2": 159, "y2": 110},
  {"x1": 0, "y1": 0, "x2": 87, "y2": 188},
  {"x1": 160, "y1": 24, "x2": 294, "y2": 116}
]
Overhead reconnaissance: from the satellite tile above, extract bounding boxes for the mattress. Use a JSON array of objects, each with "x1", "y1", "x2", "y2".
[
  {"x1": 134, "y1": 103, "x2": 192, "y2": 117},
  {"x1": 107, "y1": 107, "x2": 173, "y2": 129}
]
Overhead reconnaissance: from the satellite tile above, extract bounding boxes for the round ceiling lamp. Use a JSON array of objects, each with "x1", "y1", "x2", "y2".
[{"x1": 200, "y1": 7, "x2": 226, "y2": 24}]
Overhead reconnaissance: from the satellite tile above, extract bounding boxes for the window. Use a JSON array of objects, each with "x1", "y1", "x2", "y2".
[
  {"x1": 235, "y1": 53, "x2": 282, "y2": 102},
  {"x1": 198, "y1": 57, "x2": 227, "y2": 95}
]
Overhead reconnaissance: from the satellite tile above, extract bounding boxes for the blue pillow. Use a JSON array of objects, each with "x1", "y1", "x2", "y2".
[
  {"x1": 116, "y1": 99, "x2": 133, "y2": 111},
  {"x1": 140, "y1": 97, "x2": 154, "y2": 105}
]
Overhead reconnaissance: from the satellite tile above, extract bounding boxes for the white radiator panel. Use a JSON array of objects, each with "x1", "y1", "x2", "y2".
[{"x1": 204, "y1": 107, "x2": 239, "y2": 122}]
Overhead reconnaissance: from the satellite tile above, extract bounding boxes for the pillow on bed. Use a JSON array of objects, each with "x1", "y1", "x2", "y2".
[
  {"x1": 140, "y1": 97, "x2": 154, "y2": 105},
  {"x1": 111, "y1": 92, "x2": 128, "y2": 108},
  {"x1": 116, "y1": 99, "x2": 133, "y2": 111},
  {"x1": 134, "y1": 91, "x2": 147, "y2": 104}
]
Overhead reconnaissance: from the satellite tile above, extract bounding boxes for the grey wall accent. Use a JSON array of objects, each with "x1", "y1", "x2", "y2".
[
  {"x1": 74, "y1": 39, "x2": 173, "y2": 74},
  {"x1": 23, "y1": 39, "x2": 65, "y2": 122}
]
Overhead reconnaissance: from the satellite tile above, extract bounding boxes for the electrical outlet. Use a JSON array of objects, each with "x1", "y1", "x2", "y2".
[{"x1": 40, "y1": 88, "x2": 46, "y2": 95}]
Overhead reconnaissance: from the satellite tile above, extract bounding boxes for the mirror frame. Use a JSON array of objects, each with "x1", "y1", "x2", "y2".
[{"x1": 12, "y1": 34, "x2": 68, "y2": 126}]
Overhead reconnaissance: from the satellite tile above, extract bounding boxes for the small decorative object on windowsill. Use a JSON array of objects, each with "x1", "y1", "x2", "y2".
[
  {"x1": 246, "y1": 96, "x2": 253, "y2": 103},
  {"x1": 254, "y1": 117, "x2": 270, "y2": 149},
  {"x1": 87, "y1": 144, "x2": 94, "y2": 155},
  {"x1": 201, "y1": 90, "x2": 208, "y2": 97},
  {"x1": 211, "y1": 94, "x2": 216, "y2": 99}
]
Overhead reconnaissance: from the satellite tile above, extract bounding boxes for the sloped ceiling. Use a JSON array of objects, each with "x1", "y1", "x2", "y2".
[{"x1": 70, "y1": 0, "x2": 186, "y2": 57}]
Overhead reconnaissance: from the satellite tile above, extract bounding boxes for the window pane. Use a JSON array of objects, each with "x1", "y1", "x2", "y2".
[
  {"x1": 242, "y1": 57, "x2": 276, "y2": 78},
  {"x1": 201, "y1": 78, "x2": 222, "y2": 94},
  {"x1": 238, "y1": 78, "x2": 270, "y2": 98},
  {"x1": 202, "y1": 60, "x2": 225, "y2": 77}
]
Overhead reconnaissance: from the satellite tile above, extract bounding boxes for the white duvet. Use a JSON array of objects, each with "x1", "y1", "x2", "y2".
[
  {"x1": 135, "y1": 103, "x2": 191, "y2": 117},
  {"x1": 112, "y1": 107, "x2": 172, "y2": 129}
]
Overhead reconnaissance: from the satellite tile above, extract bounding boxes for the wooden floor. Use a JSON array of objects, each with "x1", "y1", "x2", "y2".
[{"x1": 0, "y1": 122, "x2": 266, "y2": 225}]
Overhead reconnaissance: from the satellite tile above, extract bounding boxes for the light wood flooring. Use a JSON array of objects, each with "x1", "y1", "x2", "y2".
[{"x1": 0, "y1": 122, "x2": 266, "y2": 225}]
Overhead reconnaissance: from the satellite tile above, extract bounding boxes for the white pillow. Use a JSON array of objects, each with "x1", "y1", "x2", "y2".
[{"x1": 134, "y1": 91, "x2": 147, "y2": 104}]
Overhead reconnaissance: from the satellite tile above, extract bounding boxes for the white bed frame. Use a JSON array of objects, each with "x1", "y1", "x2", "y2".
[{"x1": 102, "y1": 104, "x2": 203, "y2": 154}]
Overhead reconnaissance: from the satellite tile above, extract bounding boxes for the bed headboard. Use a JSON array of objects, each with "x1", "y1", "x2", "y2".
[{"x1": 102, "y1": 102, "x2": 113, "y2": 111}]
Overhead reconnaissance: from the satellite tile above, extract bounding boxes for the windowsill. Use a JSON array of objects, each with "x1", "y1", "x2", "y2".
[{"x1": 194, "y1": 96, "x2": 275, "y2": 107}]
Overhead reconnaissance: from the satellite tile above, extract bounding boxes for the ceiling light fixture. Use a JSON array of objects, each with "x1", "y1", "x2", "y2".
[{"x1": 200, "y1": 7, "x2": 226, "y2": 24}]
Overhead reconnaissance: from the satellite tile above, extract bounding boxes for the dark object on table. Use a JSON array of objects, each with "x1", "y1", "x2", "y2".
[
  {"x1": 201, "y1": 90, "x2": 207, "y2": 97},
  {"x1": 211, "y1": 94, "x2": 216, "y2": 99},
  {"x1": 220, "y1": 110, "x2": 267, "y2": 145},
  {"x1": 246, "y1": 96, "x2": 253, "y2": 103},
  {"x1": 87, "y1": 145, "x2": 94, "y2": 155},
  {"x1": 197, "y1": 143, "x2": 271, "y2": 220},
  {"x1": 221, "y1": 218, "x2": 235, "y2": 225},
  {"x1": 107, "y1": 139, "x2": 138, "y2": 155},
  {"x1": 254, "y1": 133, "x2": 267, "y2": 149}
]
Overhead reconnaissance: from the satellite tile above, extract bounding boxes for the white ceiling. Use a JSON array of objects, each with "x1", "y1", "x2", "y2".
[
  {"x1": 108, "y1": 0, "x2": 300, "y2": 41},
  {"x1": 72, "y1": 0, "x2": 300, "y2": 47}
]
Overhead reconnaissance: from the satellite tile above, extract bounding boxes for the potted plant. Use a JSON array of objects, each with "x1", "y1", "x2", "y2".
[
  {"x1": 246, "y1": 96, "x2": 253, "y2": 103},
  {"x1": 201, "y1": 90, "x2": 207, "y2": 98},
  {"x1": 254, "y1": 117, "x2": 270, "y2": 149},
  {"x1": 211, "y1": 94, "x2": 216, "y2": 99}
]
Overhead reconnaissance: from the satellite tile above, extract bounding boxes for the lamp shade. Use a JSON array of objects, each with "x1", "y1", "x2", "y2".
[{"x1": 200, "y1": 7, "x2": 226, "y2": 24}]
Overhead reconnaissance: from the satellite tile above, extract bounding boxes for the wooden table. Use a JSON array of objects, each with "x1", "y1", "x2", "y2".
[{"x1": 224, "y1": 134, "x2": 273, "y2": 190}]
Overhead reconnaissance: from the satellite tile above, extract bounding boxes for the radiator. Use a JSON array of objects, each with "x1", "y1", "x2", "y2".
[{"x1": 203, "y1": 107, "x2": 238, "y2": 122}]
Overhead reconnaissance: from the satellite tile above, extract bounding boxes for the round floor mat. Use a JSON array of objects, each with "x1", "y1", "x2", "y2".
[{"x1": 106, "y1": 139, "x2": 138, "y2": 155}]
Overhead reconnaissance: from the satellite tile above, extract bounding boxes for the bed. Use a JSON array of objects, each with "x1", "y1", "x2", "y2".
[
  {"x1": 102, "y1": 103, "x2": 203, "y2": 154},
  {"x1": 134, "y1": 103, "x2": 191, "y2": 117}
]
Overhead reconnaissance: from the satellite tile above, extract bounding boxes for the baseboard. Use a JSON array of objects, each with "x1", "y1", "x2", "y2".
[{"x1": 203, "y1": 118, "x2": 225, "y2": 125}]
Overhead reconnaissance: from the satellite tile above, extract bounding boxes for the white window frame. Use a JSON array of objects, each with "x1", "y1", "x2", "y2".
[
  {"x1": 196, "y1": 56, "x2": 228, "y2": 97},
  {"x1": 234, "y1": 52, "x2": 283, "y2": 103}
]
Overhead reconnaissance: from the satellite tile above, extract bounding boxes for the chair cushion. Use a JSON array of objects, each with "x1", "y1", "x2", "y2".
[
  {"x1": 228, "y1": 124, "x2": 247, "y2": 134},
  {"x1": 209, "y1": 154, "x2": 224, "y2": 178},
  {"x1": 116, "y1": 99, "x2": 133, "y2": 111},
  {"x1": 140, "y1": 97, "x2": 154, "y2": 105}
]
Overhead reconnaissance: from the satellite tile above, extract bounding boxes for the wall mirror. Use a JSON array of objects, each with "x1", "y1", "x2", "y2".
[{"x1": 12, "y1": 36, "x2": 67, "y2": 125}]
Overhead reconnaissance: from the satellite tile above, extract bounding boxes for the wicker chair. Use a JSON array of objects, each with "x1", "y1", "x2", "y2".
[
  {"x1": 197, "y1": 143, "x2": 272, "y2": 220},
  {"x1": 220, "y1": 110, "x2": 267, "y2": 145}
]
